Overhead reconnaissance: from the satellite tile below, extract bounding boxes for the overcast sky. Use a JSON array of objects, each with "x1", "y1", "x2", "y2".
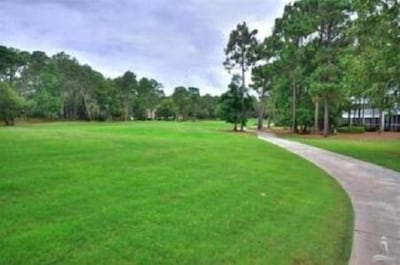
[{"x1": 1, "y1": 0, "x2": 289, "y2": 95}]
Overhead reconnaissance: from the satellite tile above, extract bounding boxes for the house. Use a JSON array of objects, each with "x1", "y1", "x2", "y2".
[{"x1": 342, "y1": 103, "x2": 400, "y2": 131}]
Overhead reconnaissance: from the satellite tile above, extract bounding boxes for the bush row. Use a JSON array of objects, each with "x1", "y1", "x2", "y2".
[{"x1": 337, "y1": 126, "x2": 366, "y2": 133}]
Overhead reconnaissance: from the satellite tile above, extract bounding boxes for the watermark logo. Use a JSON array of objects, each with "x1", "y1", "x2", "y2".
[{"x1": 372, "y1": 236, "x2": 396, "y2": 263}]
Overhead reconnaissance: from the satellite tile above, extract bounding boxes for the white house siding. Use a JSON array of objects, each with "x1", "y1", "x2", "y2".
[{"x1": 342, "y1": 107, "x2": 400, "y2": 132}]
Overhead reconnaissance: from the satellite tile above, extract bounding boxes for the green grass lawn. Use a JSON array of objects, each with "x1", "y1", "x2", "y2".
[
  {"x1": 287, "y1": 136, "x2": 400, "y2": 172},
  {"x1": 0, "y1": 121, "x2": 352, "y2": 265}
]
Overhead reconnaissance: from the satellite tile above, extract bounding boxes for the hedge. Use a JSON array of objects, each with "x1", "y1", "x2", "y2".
[{"x1": 337, "y1": 125, "x2": 365, "y2": 133}]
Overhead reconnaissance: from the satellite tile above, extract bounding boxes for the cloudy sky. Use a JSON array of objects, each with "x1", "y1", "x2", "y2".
[{"x1": 1, "y1": 0, "x2": 289, "y2": 95}]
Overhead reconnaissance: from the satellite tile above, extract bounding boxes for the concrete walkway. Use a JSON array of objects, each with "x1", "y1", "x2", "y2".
[{"x1": 257, "y1": 132, "x2": 400, "y2": 265}]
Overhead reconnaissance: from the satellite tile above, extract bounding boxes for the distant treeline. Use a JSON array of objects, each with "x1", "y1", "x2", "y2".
[{"x1": 0, "y1": 46, "x2": 221, "y2": 124}]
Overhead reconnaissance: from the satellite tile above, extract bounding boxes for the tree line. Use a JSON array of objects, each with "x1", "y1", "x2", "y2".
[
  {"x1": 220, "y1": 0, "x2": 399, "y2": 135},
  {"x1": 0, "y1": 46, "x2": 220, "y2": 125}
]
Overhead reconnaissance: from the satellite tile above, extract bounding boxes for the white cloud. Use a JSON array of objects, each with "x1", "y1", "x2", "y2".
[{"x1": 0, "y1": 0, "x2": 291, "y2": 95}]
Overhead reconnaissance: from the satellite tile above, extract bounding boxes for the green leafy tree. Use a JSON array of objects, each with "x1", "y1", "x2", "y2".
[
  {"x1": 308, "y1": 0, "x2": 352, "y2": 136},
  {"x1": 0, "y1": 46, "x2": 29, "y2": 86},
  {"x1": 224, "y1": 22, "x2": 258, "y2": 130},
  {"x1": 172, "y1": 86, "x2": 190, "y2": 120},
  {"x1": 273, "y1": 2, "x2": 311, "y2": 133},
  {"x1": 188, "y1": 87, "x2": 200, "y2": 120},
  {"x1": 156, "y1": 97, "x2": 177, "y2": 120},
  {"x1": 350, "y1": 0, "x2": 400, "y2": 132},
  {"x1": 114, "y1": 71, "x2": 138, "y2": 121},
  {"x1": 134, "y1": 78, "x2": 164, "y2": 120},
  {"x1": 198, "y1": 94, "x2": 219, "y2": 119},
  {"x1": 49, "y1": 52, "x2": 83, "y2": 120},
  {"x1": 218, "y1": 75, "x2": 253, "y2": 131},
  {"x1": 0, "y1": 82, "x2": 25, "y2": 125}
]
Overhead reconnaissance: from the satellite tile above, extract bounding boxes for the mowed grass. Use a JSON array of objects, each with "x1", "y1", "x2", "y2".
[
  {"x1": 0, "y1": 121, "x2": 352, "y2": 265},
  {"x1": 288, "y1": 136, "x2": 400, "y2": 172}
]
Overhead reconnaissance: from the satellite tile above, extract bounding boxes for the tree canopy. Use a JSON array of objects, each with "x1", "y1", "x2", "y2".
[{"x1": 223, "y1": 0, "x2": 399, "y2": 134}]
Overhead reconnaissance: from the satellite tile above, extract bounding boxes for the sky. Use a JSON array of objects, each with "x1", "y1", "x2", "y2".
[{"x1": 0, "y1": 0, "x2": 290, "y2": 95}]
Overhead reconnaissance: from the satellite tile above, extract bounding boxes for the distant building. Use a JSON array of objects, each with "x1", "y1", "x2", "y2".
[
  {"x1": 342, "y1": 102, "x2": 400, "y2": 131},
  {"x1": 146, "y1": 108, "x2": 156, "y2": 120}
]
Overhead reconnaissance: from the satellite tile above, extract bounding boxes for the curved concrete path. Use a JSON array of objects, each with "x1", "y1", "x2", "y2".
[{"x1": 257, "y1": 132, "x2": 400, "y2": 265}]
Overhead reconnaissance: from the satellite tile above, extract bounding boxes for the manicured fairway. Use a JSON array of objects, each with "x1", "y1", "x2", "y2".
[
  {"x1": 289, "y1": 137, "x2": 400, "y2": 172},
  {"x1": 0, "y1": 122, "x2": 352, "y2": 265}
]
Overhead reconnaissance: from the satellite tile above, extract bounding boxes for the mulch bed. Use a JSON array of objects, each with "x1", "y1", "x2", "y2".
[{"x1": 262, "y1": 127, "x2": 400, "y2": 140}]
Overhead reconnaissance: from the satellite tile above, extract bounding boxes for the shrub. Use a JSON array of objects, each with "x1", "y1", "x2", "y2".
[
  {"x1": 337, "y1": 126, "x2": 365, "y2": 133},
  {"x1": 365, "y1": 126, "x2": 378, "y2": 132}
]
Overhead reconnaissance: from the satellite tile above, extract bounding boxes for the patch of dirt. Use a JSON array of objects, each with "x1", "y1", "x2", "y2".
[
  {"x1": 262, "y1": 127, "x2": 400, "y2": 141},
  {"x1": 262, "y1": 127, "x2": 294, "y2": 137},
  {"x1": 221, "y1": 128, "x2": 256, "y2": 137},
  {"x1": 15, "y1": 118, "x2": 56, "y2": 124},
  {"x1": 331, "y1": 132, "x2": 400, "y2": 140}
]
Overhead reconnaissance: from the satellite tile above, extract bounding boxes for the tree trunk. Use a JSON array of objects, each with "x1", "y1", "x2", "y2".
[
  {"x1": 257, "y1": 92, "x2": 266, "y2": 130},
  {"x1": 390, "y1": 116, "x2": 393, "y2": 131},
  {"x1": 379, "y1": 110, "x2": 385, "y2": 133},
  {"x1": 349, "y1": 108, "x2": 353, "y2": 126},
  {"x1": 302, "y1": 125, "x2": 308, "y2": 134},
  {"x1": 5, "y1": 117, "x2": 15, "y2": 126},
  {"x1": 240, "y1": 64, "x2": 246, "y2": 131},
  {"x1": 361, "y1": 98, "x2": 365, "y2": 126},
  {"x1": 124, "y1": 104, "x2": 129, "y2": 121},
  {"x1": 323, "y1": 96, "x2": 329, "y2": 137},
  {"x1": 291, "y1": 79, "x2": 296, "y2": 133},
  {"x1": 73, "y1": 93, "x2": 79, "y2": 119},
  {"x1": 257, "y1": 114, "x2": 263, "y2": 130},
  {"x1": 9, "y1": 75, "x2": 13, "y2": 86},
  {"x1": 241, "y1": 59, "x2": 246, "y2": 92},
  {"x1": 240, "y1": 117, "x2": 244, "y2": 131},
  {"x1": 314, "y1": 98, "x2": 319, "y2": 134},
  {"x1": 59, "y1": 98, "x2": 64, "y2": 119},
  {"x1": 81, "y1": 90, "x2": 92, "y2": 121},
  {"x1": 372, "y1": 108, "x2": 375, "y2": 129},
  {"x1": 272, "y1": 103, "x2": 276, "y2": 127}
]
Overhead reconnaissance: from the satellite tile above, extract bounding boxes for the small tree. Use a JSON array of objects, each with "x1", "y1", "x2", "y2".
[
  {"x1": 172, "y1": 86, "x2": 190, "y2": 120},
  {"x1": 156, "y1": 97, "x2": 176, "y2": 120},
  {"x1": 0, "y1": 82, "x2": 25, "y2": 125},
  {"x1": 224, "y1": 22, "x2": 258, "y2": 130},
  {"x1": 114, "y1": 71, "x2": 138, "y2": 121},
  {"x1": 188, "y1": 87, "x2": 200, "y2": 120},
  {"x1": 218, "y1": 75, "x2": 253, "y2": 131}
]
